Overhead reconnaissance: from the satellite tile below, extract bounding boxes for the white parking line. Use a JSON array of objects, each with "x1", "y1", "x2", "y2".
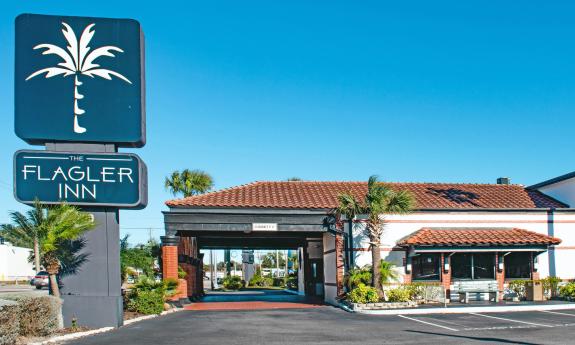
[
  {"x1": 469, "y1": 313, "x2": 554, "y2": 328},
  {"x1": 541, "y1": 310, "x2": 575, "y2": 317},
  {"x1": 398, "y1": 315, "x2": 458, "y2": 332}
]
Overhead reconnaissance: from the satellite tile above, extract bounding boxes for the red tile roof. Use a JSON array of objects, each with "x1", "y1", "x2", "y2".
[
  {"x1": 397, "y1": 227, "x2": 562, "y2": 247},
  {"x1": 165, "y1": 181, "x2": 566, "y2": 210}
]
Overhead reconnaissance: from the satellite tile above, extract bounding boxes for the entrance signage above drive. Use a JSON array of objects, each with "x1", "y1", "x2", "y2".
[
  {"x1": 15, "y1": 13, "x2": 145, "y2": 147},
  {"x1": 252, "y1": 223, "x2": 278, "y2": 231},
  {"x1": 14, "y1": 150, "x2": 147, "y2": 208}
]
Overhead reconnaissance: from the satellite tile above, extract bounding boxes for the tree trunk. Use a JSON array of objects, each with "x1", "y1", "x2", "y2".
[
  {"x1": 33, "y1": 237, "x2": 41, "y2": 272},
  {"x1": 371, "y1": 235, "x2": 382, "y2": 294},
  {"x1": 49, "y1": 274, "x2": 60, "y2": 298}
]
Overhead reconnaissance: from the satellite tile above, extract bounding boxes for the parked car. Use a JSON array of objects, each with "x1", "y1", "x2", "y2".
[{"x1": 30, "y1": 271, "x2": 49, "y2": 289}]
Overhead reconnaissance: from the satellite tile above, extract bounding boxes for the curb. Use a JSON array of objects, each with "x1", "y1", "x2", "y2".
[
  {"x1": 29, "y1": 308, "x2": 184, "y2": 344},
  {"x1": 356, "y1": 303, "x2": 575, "y2": 315}
]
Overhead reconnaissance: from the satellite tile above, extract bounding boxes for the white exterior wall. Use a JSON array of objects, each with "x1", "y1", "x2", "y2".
[
  {"x1": 0, "y1": 244, "x2": 35, "y2": 281},
  {"x1": 350, "y1": 211, "x2": 575, "y2": 280},
  {"x1": 537, "y1": 177, "x2": 575, "y2": 208}
]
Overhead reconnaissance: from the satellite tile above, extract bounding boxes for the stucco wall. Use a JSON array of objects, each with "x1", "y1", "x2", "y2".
[
  {"x1": 0, "y1": 244, "x2": 35, "y2": 281},
  {"x1": 349, "y1": 212, "x2": 575, "y2": 280}
]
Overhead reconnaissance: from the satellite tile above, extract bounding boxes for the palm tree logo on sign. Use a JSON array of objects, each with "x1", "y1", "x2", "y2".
[{"x1": 26, "y1": 22, "x2": 131, "y2": 134}]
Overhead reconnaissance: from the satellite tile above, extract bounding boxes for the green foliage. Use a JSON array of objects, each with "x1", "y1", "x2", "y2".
[
  {"x1": 0, "y1": 301, "x2": 19, "y2": 345},
  {"x1": 120, "y1": 236, "x2": 160, "y2": 279},
  {"x1": 508, "y1": 280, "x2": 528, "y2": 299},
  {"x1": 345, "y1": 267, "x2": 372, "y2": 290},
  {"x1": 41, "y1": 203, "x2": 95, "y2": 253},
  {"x1": 223, "y1": 276, "x2": 243, "y2": 290},
  {"x1": 542, "y1": 276, "x2": 562, "y2": 297},
  {"x1": 379, "y1": 261, "x2": 399, "y2": 283},
  {"x1": 285, "y1": 275, "x2": 298, "y2": 290},
  {"x1": 126, "y1": 276, "x2": 179, "y2": 314},
  {"x1": 127, "y1": 290, "x2": 165, "y2": 315},
  {"x1": 249, "y1": 274, "x2": 273, "y2": 287},
  {"x1": 178, "y1": 266, "x2": 188, "y2": 279},
  {"x1": 260, "y1": 252, "x2": 286, "y2": 269},
  {"x1": 386, "y1": 287, "x2": 412, "y2": 302},
  {"x1": 560, "y1": 282, "x2": 575, "y2": 298},
  {"x1": 347, "y1": 283, "x2": 380, "y2": 304},
  {"x1": 165, "y1": 169, "x2": 214, "y2": 197}
]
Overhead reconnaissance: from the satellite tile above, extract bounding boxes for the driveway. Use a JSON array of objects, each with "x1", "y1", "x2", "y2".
[{"x1": 66, "y1": 306, "x2": 575, "y2": 345}]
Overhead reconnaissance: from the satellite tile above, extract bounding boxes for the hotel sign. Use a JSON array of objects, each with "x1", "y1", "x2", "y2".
[
  {"x1": 15, "y1": 14, "x2": 145, "y2": 147},
  {"x1": 14, "y1": 150, "x2": 147, "y2": 208}
]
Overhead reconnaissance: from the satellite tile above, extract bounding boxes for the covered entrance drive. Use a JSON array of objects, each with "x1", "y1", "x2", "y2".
[{"x1": 161, "y1": 206, "x2": 346, "y2": 305}]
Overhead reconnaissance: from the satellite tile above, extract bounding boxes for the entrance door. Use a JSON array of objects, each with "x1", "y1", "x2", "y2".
[{"x1": 306, "y1": 258, "x2": 324, "y2": 296}]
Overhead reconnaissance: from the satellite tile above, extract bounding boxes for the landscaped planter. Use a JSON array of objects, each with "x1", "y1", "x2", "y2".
[{"x1": 344, "y1": 300, "x2": 418, "y2": 311}]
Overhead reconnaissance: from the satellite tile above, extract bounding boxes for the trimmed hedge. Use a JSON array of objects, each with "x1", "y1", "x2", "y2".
[
  {"x1": 347, "y1": 284, "x2": 379, "y2": 304},
  {"x1": 0, "y1": 300, "x2": 19, "y2": 345},
  {"x1": 0, "y1": 295, "x2": 61, "y2": 343}
]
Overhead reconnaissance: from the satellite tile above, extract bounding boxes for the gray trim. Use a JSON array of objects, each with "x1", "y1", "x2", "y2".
[
  {"x1": 160, "y1": 235, "x2": 180, "y2": 246},
  {"x1": 412, "y1": 246, "x2": 548, "y2": 253},
  {"x1": 529, "y1": 171, "x2": 575, "y2": 189}
]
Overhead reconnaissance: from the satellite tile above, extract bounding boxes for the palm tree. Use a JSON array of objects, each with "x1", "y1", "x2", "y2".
[
  {"x1": 41, "y1": 204, "x2": 96, "y2": 297},
  {"x1": 336, "y1": 175, "x2": 414, "y2": 294},
  {"x1": 0, "y1": 201, "x2": 46, "y2": 272},
  {"x1": 164, "y1": 169, "x2": 214, "y2": 197},
  {"x1": 25, "y1": 22, "x2": 131, "y2": 134}
]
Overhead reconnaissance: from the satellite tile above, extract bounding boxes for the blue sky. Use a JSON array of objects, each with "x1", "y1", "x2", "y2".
[{"x1": 1, "y1": 1, "x2": 575, "y2": 245}]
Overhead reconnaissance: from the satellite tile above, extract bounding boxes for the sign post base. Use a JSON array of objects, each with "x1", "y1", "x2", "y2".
[{"x1": 60, "y1": 208, "x2": 123, "y2": 328}]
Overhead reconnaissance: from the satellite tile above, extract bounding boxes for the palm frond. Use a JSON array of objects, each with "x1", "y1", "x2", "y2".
[
  {"x1": 32, "y1": 44, "x2": 76, "y2": 72},
  {"x1": 82, "y1": 68, "x2": 131, "y2": 84},
  {"x1": 81, "y1": 46, "x2": 124, "y2": 71},
  {"x1": 61, "y1": 23, "x2": 79, "y2": 70},
  {"x1": 26, "y1": 67, "x2": 75, "y2": 80},
  {"x1": 78, "y1": 23, "x2": 96, "y2": 68}
]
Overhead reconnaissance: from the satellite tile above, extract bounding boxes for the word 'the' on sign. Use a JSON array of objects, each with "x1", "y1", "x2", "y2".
[{"x1": 14, "y1": 150, "x2": 147, "y2": 208}]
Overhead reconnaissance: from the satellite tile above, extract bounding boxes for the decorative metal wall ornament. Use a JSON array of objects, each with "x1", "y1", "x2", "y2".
[{"x1": 26, "y1": 22, "x2": 131, "y2": 134}]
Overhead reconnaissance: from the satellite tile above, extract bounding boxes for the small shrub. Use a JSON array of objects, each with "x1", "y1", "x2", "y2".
[
  {"x1": 542, "y1": 276, "x2": 562, "y2": 298},
  {"x1": 127, "y1": 290, "x2": 165, "y2": 315},
  {"x1": 508, "y1": 280, "x2": 528, "y2": 300},
  {"x1": 347, "y1": 284, "x2": 379, "y2": 304},
  {"x1": 3, "y1": 295, "x2": 61, "y2": 337},
  {"x1": 178, "y1": 266, "x2": 188, "y2": 279},
  {"x1": 345, "y1": 267, "x2": 372, "y2": 290},
  {"x1": 0, "y1": 301, "x2": 19, "y2": 345},
  {"x1": 249, "y1": 274, "x2": 273, "y2": 287},
  {"x1": 223, "y1": 276, "x2": 243, "y2": 290},
  {"x1": 286, "y1": 276, "x2": 298, "y2": 290},
  {"x1": 560, "y1": 282, "x2": 575, "y2": 299},
  {"x1": 386, "y1": 287, "x2": 411, "y2": 302},
  {"x1": 272, "y1": 277, "x2": 285, "y2": 287}
]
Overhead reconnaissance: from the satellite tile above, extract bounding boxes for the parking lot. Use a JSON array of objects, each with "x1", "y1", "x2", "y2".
[
  {"x1": 396, "y1": 309, "x2": 575, "y2": 332},
  {"x1": 66, "y1": 306, "x2": 575, "y2": 345}
]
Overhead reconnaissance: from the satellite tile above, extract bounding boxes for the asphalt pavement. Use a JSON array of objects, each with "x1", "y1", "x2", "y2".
[{"x1": 65, "y1": 306, "x2": 575, "y2": 345}]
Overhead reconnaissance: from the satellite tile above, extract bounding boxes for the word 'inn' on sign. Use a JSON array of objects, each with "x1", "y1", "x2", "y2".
[
  {"x1": 14, "y1": 150, "x2": 147, "y2": 208},
  {"x1": 252, "y1": 223, "x2": 278, "y2": 231}
]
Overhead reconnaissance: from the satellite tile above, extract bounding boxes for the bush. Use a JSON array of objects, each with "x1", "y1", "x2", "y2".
[
  {"x1": 223, "y1": 276, "x2": 243, "y2": 290},
  {"x1": 126, "y1": 276, "x2": 180, "y2": 315},
  {"x1": 508, "y1": 280, "x2": 528, "y2": 300},
  {"x1": 178, "y1": 266, "x2": 188, "y2": 279},
  {"x1": 0, "y1": 300, "x2": 19, "y2": 345},
  {"x1": 560, "y1": 282, "x2": 575, "y2": 299},
  {"x1": 3, "y1": 295, "x2": 61, "y2": 337},
  {"x1": 542, "y1": 276, "x2": 562, "y2": 298},
  {"x1": 127, "y1": 290, "x2": 165, "y2": 315},
  {"x1": 347, "y1": 284, "x2": 379, "y2": 304},
  {"x1": 286, "y1": 276, "x2": 298, "y2": 290},
  {"x1": 386, "y1": 288, "x2": 411, "y2": 302},
  {"x1": 249, "y1": 274, "x2": 273, "y2": 287}
]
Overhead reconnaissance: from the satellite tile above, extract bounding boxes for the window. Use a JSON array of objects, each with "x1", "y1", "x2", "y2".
[
  {"x1": 504, "y1": 252, "x2": 532, "y2": 279},
  {"x1": 451, "y1": 253, "x2": 495, "y2": 280},
  {"x1": 412, "y1": 254, "x2": 440, "y2": 281}
]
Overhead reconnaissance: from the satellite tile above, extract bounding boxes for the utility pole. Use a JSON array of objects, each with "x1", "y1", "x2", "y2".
[{"x1": 210, "y1": 249, "x2": 215, "y2": 290}]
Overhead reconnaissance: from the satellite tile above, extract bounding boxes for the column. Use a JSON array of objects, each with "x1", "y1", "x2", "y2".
[
  {"x1": 495, "y1": 253, "x2": 505, "y2": 301},
  {"x1": 441, "y1": 253, "x2": 451, "y2": 302}
]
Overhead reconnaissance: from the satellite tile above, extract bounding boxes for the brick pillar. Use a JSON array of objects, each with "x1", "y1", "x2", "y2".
[
  {"x1": 161, "y1": 236, "x2": 180, "y2": 301},
  {"x1": 496, "y1": 253, "x2": 505, "y2": 300},
  {"x1": 335, "y1": 234, "x2": 345, "y2": 296},
  {"x1": 441, "y1": 253, "x2": 451, "y2": 301}
]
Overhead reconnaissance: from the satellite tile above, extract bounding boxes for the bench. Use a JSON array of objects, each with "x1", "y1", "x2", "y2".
[{"x1": 455, "y1": 282, "x2": 499, "y2": 303}]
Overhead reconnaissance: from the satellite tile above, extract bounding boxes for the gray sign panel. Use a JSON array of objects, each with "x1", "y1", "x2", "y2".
[{"x1": 14, "y1": 150, "x2": 147, "y2": 208}]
